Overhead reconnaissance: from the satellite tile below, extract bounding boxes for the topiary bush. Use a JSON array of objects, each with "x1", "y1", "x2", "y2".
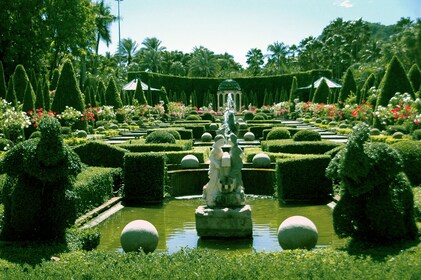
[
  {"x1": 0, "y1": 138, "x2": 13, "y2": 151},
  {"x1": 326, "y1": 123, "x2": 417, "y2": 243},
  {"x1": 243, "y1": 111, "x2": 255, "y2": 121},
  {"x1": 73, "y1": 141, "x2": 128, "y2": 168},
  {"x1": 0, "y1": 116, "x2": 82, "y2": 241},
  {"x1": 387, "y1": 125, "x2": 407, "y2": 135},
  {"x1": 186, "y1": 114, "x2": 201, "y2": 121},
  {"x1": 201, "y1": 112, "x2": 215, "y2": 122},
  {"x1": 413, "y1": 129, "x2": 421, "y2": 140},
  {"x1": 266, "y1": 128, "x2": 291, "y2": 140},
  {"x1": 293, "y1": 130, "x2": 321, "y2": 142},
  {"x1": 145, "y1": 130, "x2": 176, "y2": 144},
  {"x1": 392, "y1": 141, "x2": 421, "y2": 186}
]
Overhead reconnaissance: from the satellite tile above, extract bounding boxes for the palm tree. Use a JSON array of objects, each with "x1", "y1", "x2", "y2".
[
  {"x1": 266, "y1": 41, "x2": 288, "y2": 74},
  {"x1": 117, "y1": 38, "x2": 139, "y2": 65},
  {"x1": 246, "y1": 48, "x2": 264, "y2": 76},
  {"x1": 136, "y1": 37, "x2": 166, "y2": 73},
  {"x1": 141, "y1": 37, "x2": 166, "y2": 52},
  {"x1": 188, "y1": 46, "x2": 218, "y2": 77},
  {"x1": 94, "y1": 1, "x2": 116, "y2": 56}
]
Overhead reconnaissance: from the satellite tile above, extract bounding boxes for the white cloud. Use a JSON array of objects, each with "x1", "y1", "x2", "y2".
[{"x1": 334, "y1": 0, "x2": 354, "y2": 8}]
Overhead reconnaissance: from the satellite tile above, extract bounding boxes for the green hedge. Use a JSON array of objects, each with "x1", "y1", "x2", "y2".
[
  {"x1": 160, "y1": 151, "x2": 206, "y2": 164},
  {"x1": 248, "y1": 124, "x2": 284, "y2": 139},
  {"x1": 118, "y1": 140, "x2": 192, "y2": 152},
  {"x1": 262, "y1": 140, "x2": 341, "y2": 154},
  {"x1": 73, "y1": 141, "x2": 128, "y2": 168},
  {"x1": 73, "y1": 167, "x2": 118, "y2": 217},
  {"x1": 392, "y1": 141, "x2": 421, "y2": 186},
  {"x1": 262, "y1": 128, "x2": 301, "y2": 140},
  {"x1": 243, "y1": 147, "x2": 301, "y2": 163},
  {"x1": 147, "y1": 128, "x2": 193, "y2": 140},
  {"x1": 0, "y1": 173, "x2": 5, "y2": 203},
  {"x1": 123, "y1": 153, "x2": 166, "y2": 204},
  {"x1": 172, "y1": 124, "x2": 206, "y2": 139},
  {"x1": 276, "y1": 155, "x2": 333, "y2": 204}
]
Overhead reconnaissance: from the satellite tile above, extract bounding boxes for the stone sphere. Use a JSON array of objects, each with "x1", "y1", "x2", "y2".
[
  {"x1": 243, "y1": 132, "x2": 255, "y2": 141},
  {"x1": 120, "y1": 220, "x2": 159, "y2": 253},
  {"x1": 201, "y1": 132, "x2": 213, "y2": 142},
  {"x1": 277, "y1": 216, "x2": 318, "y2": 250},
  {"x1": 180, "y1": 154, "x2": 200, "y2": 169},
  {"x1": 252, "y1": 153, "x2": 271, "y2": 167}
]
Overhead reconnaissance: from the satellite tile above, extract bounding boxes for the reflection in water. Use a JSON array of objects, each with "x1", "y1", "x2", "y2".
[{"x1": 95, "y1": 197, "x2": 344, "y2": 253}]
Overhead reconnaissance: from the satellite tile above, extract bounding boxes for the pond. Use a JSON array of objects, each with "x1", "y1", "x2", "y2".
[{"x1": 95, "y1": 197, "x2": 344, "y2": 254}]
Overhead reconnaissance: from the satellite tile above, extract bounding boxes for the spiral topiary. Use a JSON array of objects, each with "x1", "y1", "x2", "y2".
[{"x1": 145, "y1": 130, "x2": 176, "y2": 144}]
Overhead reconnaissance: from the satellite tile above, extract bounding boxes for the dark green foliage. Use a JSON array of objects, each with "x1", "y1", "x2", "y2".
[
  {"x1": 147, "y1": 128, "x2": 193, "y2": 140},
  {"x1": 0, "y1": 116, "x2": 82, "y2": 241},
  {"x1": 338, "y1": 68, "x2": 357, "y2": 105},
  {"x1": 387, "y1": 125, "x2": 407, "y2": 135},
  {"x1": 0, "y1": 138, "x2": 13, "y2": 151},
  {"x1": 326, "y1": 123, "x2": 417, "y2": 243},
  {"x1": 201, "y1": 112, "x2": 215, "y2": 122},
  {"x1": 42, "y1": 76, "x2": 51, "y2": 111},
  {"x1": 123, "y1": 153, "x2": 166, "y2": 204},
  {"x1": 5, "y1": 75, "x2": 17, "y2": 106},
  {"x1": 73, "y1": 141, "x2": 128, "y2": 168},
  {"x1": 96, "y1": 80, "x2": 106, "y2": 106},
  {"x1": 145, "y1": 130, "x2": 176, "y2": 144},
  {"x1": 13, "y1": 64, "x2": 30, "y2": 103},
  {"x1": 35, "y1": 77, "x2": 44, "y2": 109},
  {"x1": 186, "y1": 114, "x2": 201, "y2": 120},
  {"x1": 51, "y1": 60, "x2": 87, "y2": 131},
  {"x1": 312, "y1": 78, "x2": 331, "y2": 103},
  {"x1": 22, "y1": 83, "x2": 35, "y2": 113},
  {"x1": 66, "y1": 227, "x2": 101, "y2": 251},
  {"x1": 266, "y1": 128, "x2": 291, "y2": 140},
  {"x1": 172, "y1": 124, "x2": 206, "y2": 139},
  {"x1": 360, "y1": 73, "x2": 376, "y2": 103},
  {"x1": 412, "y1": 129, "x2": 421, "y2": 140},
  {"x1": 104, "y1": 77, "x2": 123, "y2": 108},
  {"x1": 377, "y1": 56, "x2": 414, "y2": 107},
  {"x1": 253, "y1": 114, "x2": 265, "y2": 121},
  {"x1": 29, "y1": 131, "x2": 41, "y2": 138},
  {"x1": 73, "y1": 167, "x2": 116, "y2": 216},
  {"x1": 134, "y1": 79, "x2": 147, "y2": 105},
  {"x1": 243, "y1": 111, "x2": 255, "y2": 121},
  {"x1": 262, "y1": 140, "x2": 340, "y2": 154},
  {"x1": 289, "y1": 76, "x2": 298, "y2": 102},
  {"x1": 276, "y1": 155, "x2": 333, "y2": 203},
  {"x1": 0, "y1": 61, "x2": 6, "y2": 99},
  {"x1": 392, "y1": 141, "x2": 421, "y2": 186},
  {"x1": 408, "y1": 64, "x2": 421, "y2": 93},
  {"x1": 118, "y1": 142, "x2": 190, "y2": 153},
  {"x1": 49, "y1": 68, "x2": 60, "y2": 91},
  {"x1": 293, "y1": 130, "x2": 322, "y2": 141},
  {"x1": 159, "y1": 150, "x2": 205, "y2": 164}
]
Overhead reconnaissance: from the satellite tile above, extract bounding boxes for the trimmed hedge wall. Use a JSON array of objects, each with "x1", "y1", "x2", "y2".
[
  {"x1": 242, "y1": 169, "x2": 276, "y2": 195},
  {"x1": 73, "y1": 141, "x2": 128, "y2": 168},
  {"x1": 128, "y1": 69, "x2": 331, "y2": 106},
  {"x1": 123, "y1": 153, "x2": 166, "y2": 204},
  {"x1": 74, "y1": 167, "x2": 118, "y2": 216},
  {"x1": 262, "y1": 140, "x2": 341, "y2": 154},
  {"x1": 172, "y1": 124, "x2": 206, "y2": 139},
  {"x1": 118, "y1": 140, "x2": 192, "y2": 152},
  {"x1": 392, "y1": 141, "x2": 421, "y2": 186},
  {"x1": 262, "y1": 128, "x2": 301, "y2": 140},
  {"x1": 276, "y1": 155, "x2": 333, "y2": 204}
]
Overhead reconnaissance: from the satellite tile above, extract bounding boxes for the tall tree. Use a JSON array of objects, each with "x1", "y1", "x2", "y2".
[
  {"x1": 188, "y1": 46, "x2": 218, "y2": 77},
  {"x1": 0, "y1": 61, "x2": 7, "y2": 99},
  {"x1": 134, "y1": 79, "x2": 147, "y2": 105},
  {"x1": 13, "y1": 64, "x2": 30, "y2": 104},
  {"x1": 246, "y1": 48, "x2": 264, "y2": 76},
  {"x1": 117, "y1": 38, "x2": 139, "y2": 65},
  {"x1": 104, "y1": 77, "x2": 123, "y2": 108},
  {"x1": 338, "y1": 68, "x2": 357, "y2": 105},
  {"x1": 266, "y1": 41, "x2": 289, "y2": 74},
  {"x1": 93, "y1": 1, "x2": 116, "y2": 59}
]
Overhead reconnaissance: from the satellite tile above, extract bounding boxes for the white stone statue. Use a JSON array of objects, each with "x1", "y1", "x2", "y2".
[{"x1": 202, "y1": 136, "x2": 225, "y2": 207}]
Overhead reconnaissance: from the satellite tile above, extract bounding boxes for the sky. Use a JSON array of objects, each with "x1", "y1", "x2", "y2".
[{"x1": 98, "y1": 0, "x2": 421, "y2": 67}]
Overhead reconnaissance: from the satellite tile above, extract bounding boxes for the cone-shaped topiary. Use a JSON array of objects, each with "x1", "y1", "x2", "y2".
[
  {"x1": 13, "y1": 64, "x2": 30, "y2": 104},
  {"x1": 408, "y1": 64, "x2": 421, "y2": 94},
  {"x1": 312, "y1": 78, "x2": 331, "y2": 104},
  {"x1": 22, "y1": 83, "x2": 35, "y2": 113},
  {"x1": 376, "y1": 56, "x2": 414, "y2": 107},
  {"x1": 338, "y1": 68, "x2": 357, "y2": 106},
  {"x1": 5, "y1": 75, "x2": 17, "y2": 107},
  {"x1": 360, "y1": 73, "x2": 376, "y2": 103},
  {"x1": 51, "y1": 60, "x2": 87, "y2": 130},
  {"x1": 104, "y1": 77, "x2": 123, "y2": 108},
  {"x1": 0, "y1": 61, "x2": 6, "y2": 100},
  {"x1": 35, "y1": 78, "x2": 45, "y2": 110},
  {"x1": 97, "y1": 79, "x2": 106, "y2": 106},
  {"x1": 42, "y1": 76, "x2": 51, "y2": 111},
  {"x1": 49, "y1": 68, "x2": 60, "y2": 91},
  {"x1": 134, "y1": 79, "x2": 147, "y2": 105},
  {"x1": 289, "y1": 76, "x2": 298, "y2": 102}
]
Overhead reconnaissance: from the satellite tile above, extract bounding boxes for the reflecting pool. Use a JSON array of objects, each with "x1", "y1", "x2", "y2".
[{"x1": 95, "y1": 197, "x2": 344, "y2": 253}]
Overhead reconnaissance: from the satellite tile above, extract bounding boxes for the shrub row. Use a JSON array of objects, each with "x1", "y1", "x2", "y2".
[
  {"x1": 147, "y1": 128, "x2": 193, "y2": 140},
  {"x1": 118, "y1": 140, "x2": 192, "y2": 152},
  {"x1": 172, "y1": 124, "x2": 206, "y2": 139},
  {"x1": 73, "y1": 167, "x2": 120, "y2": 217},
  {"x1": 276, "y1": 155, "x2": 333, "y2": 204},
  {"x1": 262, "y1": 140, "x2": 341, "y2": 154},
  {"x1": 73, "y1": 141, "x2": 129, "y2": 168},
  {"x1": 123, "y1": 153, "x2": 166, "y2": 204}
]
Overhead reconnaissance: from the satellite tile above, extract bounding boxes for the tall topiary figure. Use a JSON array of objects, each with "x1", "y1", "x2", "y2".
[
  {"x1": 0, "y1": 61, "x2": 6, "y2": 100},
  {"x1": 104, "y1": 77, "x2": 123, "y2": 108},
  {"x1": 49, "y1": 68, "x2": 60, "y2": 91},
  {"x1": 51, "y1": 60, "x2": 87, "y2": 130},
  {"x1": 35, "y1": 78, "x2": 45, "y2": 110},
  {"x1": 0, "y1": 116, "x2": 82, "y2": 241},
  {"x1": 22, "y1": 83, "x2": 35, "y2": 113},
  {"x1": 312, "y1": 78, "x2": 331, "y2": 104},
  {"x1": 5, "y1": 76, "x2": 17, "y2": 107},
  {"x1": 289, "y1": 76, "x2": 298, "y2": 102},
  {"x1": 134, "y1": 79, "x2": 147, "y2": 105},
  {"x1": 13, "y1": 64, "x2": 30, "y2": 104},
  {"x1": 42, "y1": 76, "x2": 51, "y2": 111},
  {"x1": 338, "y1": 68, "x2": 357, "y2": 106},
  {"x1": 376, "y1": 56, "x2": 414, "y2": 107},
  {"x1": 360, "y1": 73, "x2": 376, "y2": 103},
  {"x1": 97, "y1": 79, "x2": 106, "y2": 106},
  {"x1": 408, "y1": 64, "x2": 421, "y2": 94},
  {"x1": 326, "y1": 123, "x2": 417, "y2": 243}
]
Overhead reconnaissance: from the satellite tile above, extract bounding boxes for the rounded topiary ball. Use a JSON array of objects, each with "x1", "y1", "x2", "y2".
[
  {"x1": 370, "y1": 128, "x2": 381, "y2": 136},
  {"x1": 392, "y1": 131, "x2": 404, "y2": 139},
  {"x1": 209, "y1": 123, "x2": 218, "y2": 131},
  {"x1": 238, "y1": 122, "x2": 248, "y2": 130},
  {"x1": 266, "y1": 128, "x2": 291, "y2": 140},
  {"x1": 180, "y1": 155, "x2": 200, "y2": 169},
  {"x1": 243, "y1": 132, "x2": 255, "y2": 141},
  {"x1": 201, "y1": 132, "x2": 213, "y2": 142},
  {"x1": 277, "y1": 216, "x2": 318, "y2": 250},
  {"x1": 293, "y1": 130, "x2": 321, "y2": 142},
  {"x1": 145, "y1": 130, "x2": 176, "y2": 144},
  {"x1": 76, "y1": 130, "x2": 88, "y2": 138},
  {"x1": 252, "y1": 153, "x2": 271, "y2": 167},
  {"x1": 109, "y1": 123, "x2": 119, "y2": 130},
  {"x1": 120, "y1": 220, "x2": 159, "y2": 253}
]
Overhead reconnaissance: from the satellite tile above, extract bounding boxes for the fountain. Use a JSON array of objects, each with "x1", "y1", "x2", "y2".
[{"x1": 196, "y1": 93, "x2": 252, "y2": 238}]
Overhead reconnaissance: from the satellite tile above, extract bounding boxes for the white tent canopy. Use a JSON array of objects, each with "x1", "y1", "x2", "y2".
[
  {"x1": 122, "y1": 79, "x2": 161, "y2": 92},
  {"x1": 299, "y1": 77, "x2": 342, "y2": 90}
]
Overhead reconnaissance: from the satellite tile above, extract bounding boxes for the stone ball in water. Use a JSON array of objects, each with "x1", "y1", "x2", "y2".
[
  {"x1": 180, "y1": 154, "x2": 200, "y2": 169},
  {"x1": 252, "y1": 153, "x2": 271, "y2": 167},
  {"x1": 120, "y1": 220, "x2": 159, "y2": 253},
  {"x1": 209, "y1": 123, "x2": 218, "y2": 131},
  {"x1": 277, "y1": 216, "x2": 318, "y2": 250},
  {"x1": 201, "y1": 132, "x2": 213, "y2": 142},
  {"x1": 243, "y1": 132, "x2": 255, "y2": 141}
]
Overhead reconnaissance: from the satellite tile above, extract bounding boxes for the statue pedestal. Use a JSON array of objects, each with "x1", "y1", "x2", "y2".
[{"x1": 195, "y1": 205, "x2": 252, "y2": 238}]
